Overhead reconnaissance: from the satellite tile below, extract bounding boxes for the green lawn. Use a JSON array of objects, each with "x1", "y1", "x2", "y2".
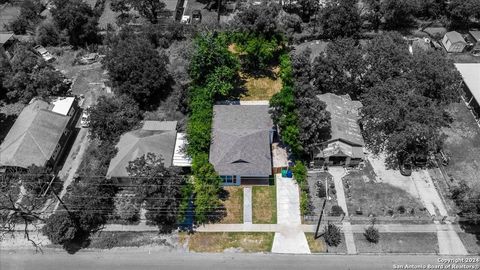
[
  {"x1": 219, "y1": 186, "x2": 243, "y2": 224},
  {"x1": 239, "y1": 68, "x2": 282, "y2": 101},
  {"x1": 252, "y1": 185, "x2": 277, "y2": 224},
  {"x1": 305, "y1": 232, "x2": 347, "y2": 253},
  {"x1": 344, "y1": 172, "x2": 429, "y2": 218},
  {"x1": 179, "y1": 232, "x2": 274, "y2": 253},
  {"x1": 354, "y1": 233, "x2": 439, "y2": 253}
]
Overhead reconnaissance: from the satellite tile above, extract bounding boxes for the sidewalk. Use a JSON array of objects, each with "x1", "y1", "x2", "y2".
[
  {"x1": 328, "y1": 167, "x2": 357, "y2": 254},
  {"x1": 243, "y1": 186, "x2": 252, "y2": 224}
]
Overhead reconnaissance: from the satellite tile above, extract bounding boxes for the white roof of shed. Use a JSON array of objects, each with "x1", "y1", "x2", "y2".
[
  {"x1": 173, "y1": 133, "x2": 192, "y2": 167},
  {"x1": 51, "y1": 97, "x2": 75, "y2": 116},
  {"x1": 455, "y1": 63, "x2": 480, "y2": 104}
]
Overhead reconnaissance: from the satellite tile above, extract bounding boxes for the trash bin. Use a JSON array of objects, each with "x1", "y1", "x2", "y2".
[
  {"x1": 281, "y1": 169, "x2": 287, "y2": 177},
  {"x1": 286, "y1": 170, "x2": 293, "y2": 178}
]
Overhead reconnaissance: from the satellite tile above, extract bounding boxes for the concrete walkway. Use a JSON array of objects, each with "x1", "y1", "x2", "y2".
[
  {"x1": 328, "y1": 167, "x2": 357, "y2": 254},
  {"x1": 436, "y1": 223, "x2": 468, "y2": 255},
  {"x1": 243, "y1": 186, "x2": 252, "y2": 224},
  {"x1": 271, "y1": 174, "x2": 310, "y2": 254},
  {"x1": 411, "y1": 170, "x2": 448, "y2": 217},
  {"x1": 53, "y1": 128, "x2": 89, "y2": 213}
]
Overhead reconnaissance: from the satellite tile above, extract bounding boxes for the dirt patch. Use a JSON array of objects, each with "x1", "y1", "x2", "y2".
[
  {"x1": 180, "y1": 232, "x2": 274, "y2": 253},
  {"x1": 354, "y1": 233, "x2": 439, "y2": 253},
  {"x1": 239, "y1": 67, "x2": 282, "y2": 101}
]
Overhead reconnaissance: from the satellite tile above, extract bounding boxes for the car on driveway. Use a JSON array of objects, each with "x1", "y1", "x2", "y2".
[
  {"x1": 80, "y1": 107, "x2": 90, "y2": 128},
  {"x1": 192, "y1": 10, "x2": 202, "y2": 24}
]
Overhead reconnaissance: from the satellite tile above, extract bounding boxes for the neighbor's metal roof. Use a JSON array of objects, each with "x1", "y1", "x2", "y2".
[{"x1": 455, "y1": 63, "x2": 480, "y2": 105}]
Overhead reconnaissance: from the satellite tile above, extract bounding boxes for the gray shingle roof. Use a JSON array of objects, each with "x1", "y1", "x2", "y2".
[
  {"x1": 209, "y1": 105, "x2": 273, "y2": 176},
  {"x1": 0, "y1": 100, "x2": 70, "y2": 168},
  {"x1": 317, "y1": 93, "x2": 364, "y2": 147},
  {"x1": 445, "y1": 31, "x2": 466, "y2": 44},
  {"x1": 107, "y1": 121, "x2": 177, "y2": 178},
  {"x1": 0, "y1": 33, "x2": 14, "y2": 45}
]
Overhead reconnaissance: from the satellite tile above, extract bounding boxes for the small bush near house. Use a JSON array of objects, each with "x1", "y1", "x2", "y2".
[
  {"x1": 292, "y1": 161, "x2": 307, "y2": 186},
  {"x1": 397, "y1": 205, "x2": 406, "y2": 214},
  {"x1": 300, "y1": 191, "x2": 310, "y2": 215},
  {"x1": 331, "y1": 205, "x2": 344, "y2": 216},
  {"x1": 324, "y1": 223, "x2": 342, "y2": 247},
  {"x1": 364, "y1": 226, "x2": 380, "y2": 243}
]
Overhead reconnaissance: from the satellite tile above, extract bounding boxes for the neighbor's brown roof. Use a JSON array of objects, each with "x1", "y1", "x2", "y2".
[
  {"x1": 317, "y1": 93, "x2": 364, "y2": 147},
  {"x1": 0, "y1": 100, "x2": 70, "y2": 168},
  {"x1": 106, "y1": 121, "x2": 177, "y2": 178}
]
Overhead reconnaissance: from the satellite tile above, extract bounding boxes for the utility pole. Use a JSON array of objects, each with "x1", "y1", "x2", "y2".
[{"x1": 314, "y1": 199, "x2": 327, "y2": 239}]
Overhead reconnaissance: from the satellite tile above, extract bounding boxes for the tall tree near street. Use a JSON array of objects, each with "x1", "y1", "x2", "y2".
[
  {"x1": 103, "y1": 35, "x2": 171, "y2": 108},
  {"x1": 126, "y1": 153, "x2": 183, "y2": 232}
]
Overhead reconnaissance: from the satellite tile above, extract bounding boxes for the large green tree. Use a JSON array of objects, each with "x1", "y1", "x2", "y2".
[
  {"x1": 381, "y1": 0, "x2": 417, "y2": 30},
  {"x1": 110, "y1": 0, "x2": 166, "y2": 24},
  {"x1": 235, "y1": 3, "x2": 281, "y2": 37},
  {"x1": 51, "y1": 0, "x2": 99, "y2": 46},
  {"x1": 448, "y1": 0, "x2": 480, "y2": 29},
  {"x1": 103, "y1": 34, "x2": 171, "y2": 107},
  {"x1": 126, "y1": 152, "x2": 183, "y2": 232},
  {"x1": 319, "y1": 0, "x2": 362, "y2": 39},
  {"x1": 87, "y1": 95, "x2": 142, "y2": 143}
]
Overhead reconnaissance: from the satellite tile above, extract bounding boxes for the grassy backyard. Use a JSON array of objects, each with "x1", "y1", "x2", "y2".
[
  {"x1": 305, "y1": 233, "x2": 347, "y2": 253},
  {"x1": 442, "y1": 102, "x2": 480, "y2": 191},
  {"x1": 179, "y1": 232, "x2": 274, "y2": 253},
  {"x1": 344, "y1": 172, "x2": 429, "y2": 218},
  {"x1": 219, "y1": 186, "x2": 243, "y2": 224},
  {"x1": 238, "y1": 68, "x2": 282, "y2": 101},
  {"x1": 354, "y1": 233, "x2": 439, "y2": 254},
  {"x1": 252, "y1": 185, "x2": 277, "y2": 224}
]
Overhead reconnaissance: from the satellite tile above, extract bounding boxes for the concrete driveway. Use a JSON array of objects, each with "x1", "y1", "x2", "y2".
[{"x1": 271, "y1": 174, "x2": 310, "y2": 254}]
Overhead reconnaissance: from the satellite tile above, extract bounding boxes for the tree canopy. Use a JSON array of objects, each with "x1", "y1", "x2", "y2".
[
  {"x1": 51, "y1": 0, "x2": 100, "y2": 46},
  {"x1": 110, "y1": 0, "x2": 167, "y2": 24},
  {"x1": 103, "y1": 34, "x2": 171, "y2": 108},
  {"x1": 319, "y1": 0, "x2": 362, "y2": 39},
  {"x1": 87, "y1": 95, "x2": 142, "y2": 143}
]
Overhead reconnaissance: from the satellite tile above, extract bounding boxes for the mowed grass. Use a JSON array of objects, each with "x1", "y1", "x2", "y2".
[
  {"x1": 179, "y1": 232, "x2": 274, "y2": 253},
  {"x1": 344, "y1": 172, "x2": 429, "y2": 218},
  {"x1": 252, "y1": 185, "x2": 277, "y2": 224},
  {"x1": 305, "y1": 233, "x2": 347, "y2": 253},
  {"x1": 354, "y1": 233, "x2": 439, "y2": 253},
  {"x1": 458, "y1": 232, "x2": 480, "y2": 255},
  {"x1": 219, "y1": 186, "x2": 243, "y2": 224},
  {"x1": 442, "y1": 102, "x2": 480, "y2": 191},
  {"x1": 239, "y1": 68, "x2": 282, "y2": 101}
]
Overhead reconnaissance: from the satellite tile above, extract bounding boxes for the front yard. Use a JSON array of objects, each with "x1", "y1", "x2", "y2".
[
  {"x1": 305, "y1": 171, "x2": 340, "y2": 221},
  {"x1": 252, "y1": 184, "x2": 277, "y2": 224},
  {"x1": 305, "y1": 232, "x2": 347, "y2": 253},
  {"x1": 179, "y1": 232, "x2": 274, "y2": 253},
  {"x1": 458, "y1": 232, "x2": 480, "y2": 255},
  {"x1": 219, "y1": 186, "x2": 243, "y2": 224},
  {"x1": 354, "y1": 233, "x2": 439, "y2": 254},
  {"x1": 343, "y1": 171, "x2": 429, "y2": 219}
]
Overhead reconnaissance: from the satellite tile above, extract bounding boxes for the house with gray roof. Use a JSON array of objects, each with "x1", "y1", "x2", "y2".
[
  {"x1": 311, "y1": 93, "x2": 365, "y2": 168},
  {"x1": 0, "y1": 97, "x2": 79, "y2": 171},
  {"x1": 209, "y1": 105, "x2": 274, "y2": 185},
  {"x1": 442, "y1": 31, "x2": 466, "y2": 53},
  {"x1": 106, "y1": 121, "x2": 188, "y2": 179}
]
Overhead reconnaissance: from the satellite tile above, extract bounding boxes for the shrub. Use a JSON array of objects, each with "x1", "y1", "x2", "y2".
[
  {"x1": 387, "y1": 209, "x2": 394, "y2": 216},
  {"x1": 114, "y1": 192, "x2": 140, "y2": 222},
  {"x1": 397, "y1": 205, "x2": 406, "y2": 214},
  {"x1": 324, "y1": 223, "x2": 342, "y2": 247},
  {"x1": 364, "y1": 226, "x2": 380, "y2": 243},
  {"x1": 36, "y1": 22, "x2": 60, "y2": 46},
  {"x1": 300, "y1": 191, "x2": 310, "y2": 215},
  {"x1": 331, "y1": 205, "x2": 345, "y2": 216},
  {"x1": 316, "y1": 182, "x2": 326, "y2": 198},
  {"x1": 292, "y1": 161, "x2": 307, "y2": 186}
]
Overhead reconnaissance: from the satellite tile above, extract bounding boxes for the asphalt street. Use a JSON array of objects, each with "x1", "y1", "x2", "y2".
[{"x1": 2, "y1": 248, "x2": 479, "y2": 270}]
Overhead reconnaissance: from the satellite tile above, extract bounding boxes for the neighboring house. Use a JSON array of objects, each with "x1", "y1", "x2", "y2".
[
  {"x1": 469, "y1": 31, "x2": 480, "y2": 55},
  {"x1": 311, "y1": 93, "x2": 364, "y2": 168},
  {"x1": 106, "y1": 121, "x2": 190, "y2": 180},
  {"x1": 442, "y1": 31, "x2": 467, "y2": 53},
  {"x1": 0, "y1": 32, "x2": 17, "y2": 59},
  {"x1": 0, "y1": 97, "x2": 80, "y2": 172},
  {"x1": 455, "y1": 63, "x2": 480, "y2": 118},
  {"x1": 209, "y1": 105, "x2": 274, "y2": 186}
]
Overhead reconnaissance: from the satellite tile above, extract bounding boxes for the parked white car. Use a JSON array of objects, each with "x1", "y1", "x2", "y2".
[
  {"x1": 80, "y1": 107, "x2": 90, "y2": 128},
  {"x1": 180, "y1": 15, "x2": 191, "y2": 24},
  {"x1": 34, "y1": 45, "x2": 55, "y2": 62}
]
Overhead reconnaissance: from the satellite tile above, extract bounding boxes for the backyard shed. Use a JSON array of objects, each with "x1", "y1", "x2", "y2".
[{"x1": 442, "y1": 31, "x2": 467, "y2": 53}]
